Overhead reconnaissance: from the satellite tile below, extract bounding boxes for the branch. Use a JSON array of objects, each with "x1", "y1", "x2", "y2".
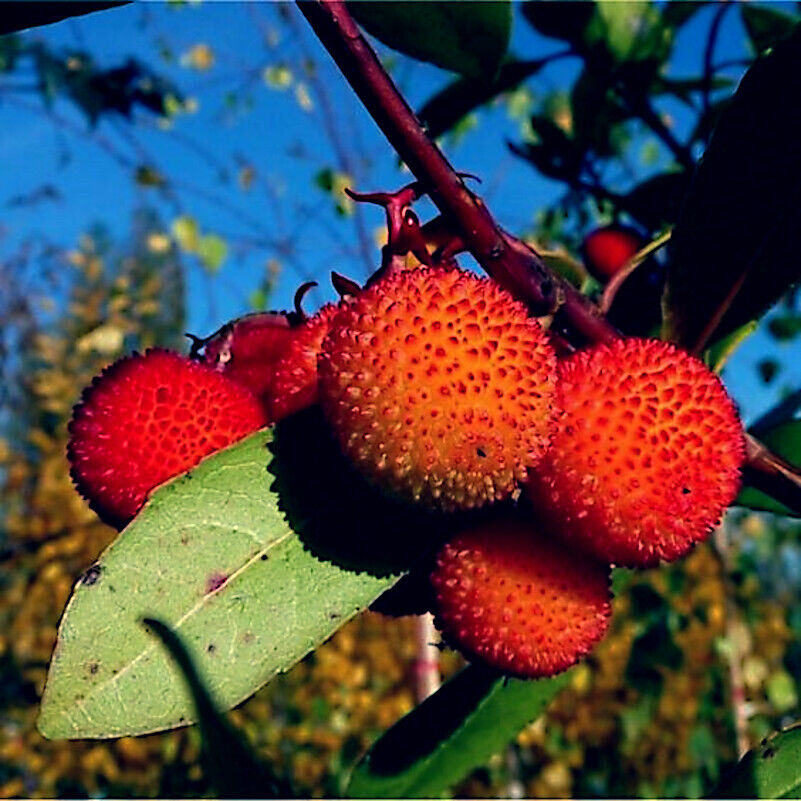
[{"x1": 298, "y1": 0, "x2": 801, "y2": 516}]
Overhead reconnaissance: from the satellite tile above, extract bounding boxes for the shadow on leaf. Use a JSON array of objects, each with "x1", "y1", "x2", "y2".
[
  {"x1": 142, "y1": 618, "x2": 292, "y2": 799},
  {"x1": 267, "y1": 407, "x2": 476, "y2": 577}
]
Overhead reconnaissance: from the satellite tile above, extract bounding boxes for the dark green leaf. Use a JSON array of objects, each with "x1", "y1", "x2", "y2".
[
  {"x1": 510, "y1": 115, "x2": 584, "y2": 182},
  {"x1": 419, "y1": 59, "x2": 548, "y2": 141},
  {"x1": 348, "y1": 1, "x2": 511, "y2": 79},
  {"x1": 623, "y1": 171, "x2": 690, "y2": 230},
  {"x1": 347, "y1": 664, "x2": 569, "y2": 798},
  {"x1": 750, "y1": 390, "x2": 801, "y2": 434},
  {"x1": 664, "y1": 27, "x2": 801, "y2": 349},
  {"x1": 0, "y1": 2, "x2": 128, "y2": 36},
  {"x1": 713, "y1": 724, "x2": 801, "y2": 798},
  {"x1": 742, "y1": 5, "x2": 799, "y2": 55},
  {"x1": 37, "y1": 411, "x2": 448, "y2": 739},
  {"x1": 143, "y1": 619, "x2": 289, "y2": 798},
  {"x1": 768, "y1": 315, "x2": 801, "y2": 341},
  {"x1": 522, "y1": 1, "x2": 594, "y2": 47},
  {"x1": 758, "y1": 358, "x2": 780, "y2": 384},
  {"x1": 569, "y1": 66, "x2": 623, "y2": 156},
  {"x1": 737, "y1": 420, "x2": 801, "y2": 517}
]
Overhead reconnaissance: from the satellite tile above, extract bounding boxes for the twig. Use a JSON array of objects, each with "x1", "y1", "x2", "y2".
[
  {"x1": 615, "y1": 84, "x2": 696, "y2": 172},
  {"x1": 749, "y1": 388, "x2": 801, "y2": 435},
  {"x1": 297, "y1": 0, "x2": 618, "y2": 345},
  {"x1": 298, "y1": 0, "x2": 801, "y2": 516},
  {"x1": 600, "y1": 229, "x2": 672, "y2": 314}
]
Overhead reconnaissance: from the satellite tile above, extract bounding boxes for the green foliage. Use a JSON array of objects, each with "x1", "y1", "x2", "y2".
[
  {"x1": 418, "y1": 59, "x2": 549, "y2": 142},
  {"x1": 347, "y1": 665, "x2": 570, "y2": 798},
  {"x1": 38, "y1": 429, "x2": 399, "y2": 739},
  {"x1": 348, "y1": 1, "x2": 511, "y2": 79},
  {"x1": 705, "y1": 321, "x2": 758, "y2": 373},
  {"x1": 737, "y1": 421, "x2": 801, "y2": 518},
  {"x1": 715, "y1": 725, "x2": 801, "y2": 798},
  {"x1": 663, "y1": 26, "x2": 801, "y2": 349}
]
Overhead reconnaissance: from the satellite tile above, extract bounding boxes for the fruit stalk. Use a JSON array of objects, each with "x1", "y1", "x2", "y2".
[{"x1": 297, "y1": 0, "x2": 801, "y2": 515}]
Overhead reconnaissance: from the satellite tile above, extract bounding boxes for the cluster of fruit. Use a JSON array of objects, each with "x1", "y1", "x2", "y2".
[{"x1": 67, "y1": 264, "x2": 745, "y2": 680}]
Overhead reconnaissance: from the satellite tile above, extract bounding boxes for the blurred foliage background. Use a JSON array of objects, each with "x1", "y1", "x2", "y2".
[{"x1": 4, "y1": 2, "x2": 801, "y2": 798}]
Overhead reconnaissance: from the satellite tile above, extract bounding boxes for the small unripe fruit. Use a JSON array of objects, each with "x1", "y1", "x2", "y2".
[
  {"x1": 68, "y1": 349, "x2": 266, "y2": 528},
  {"x1": 201, "y1": 312, "x2": 295, "y2": 420},
  {"x1": 431, "y1": 518, "x2": 611, "y2": 678},
  {"x1": 268, "y1": 304, "x2": 339, "y2": 422},
  {"x1": 318, "y1": 267, "x2": 557, "y2": 511},
  {"x1": 582, "y1": 226, "x2": 644, "y2": 282},
  {"x1": 525, "y1": 338, "x2": 745, "y2": 567}
]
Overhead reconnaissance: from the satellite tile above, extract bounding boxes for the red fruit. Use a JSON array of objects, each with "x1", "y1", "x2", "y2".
[
  {"x1": 582, "y1": 226, "x2": 644, "y2": 282},
  {"x1": 268, "y1": 304, "x2": 339, "y2": 422},
  {"x1": 525, "y1": 338, "x2": 745, "y2": 567},
  {"x1": 202, "y1": 312, "x2": 295, "y2": 419},
  {"x1": 68, "y1": 349, "x2": 267, "y2": 528},
  {"x1": 318, "y1": 267, "x2": 557, "y2": 511},
  {"x1": 431, "y1": 519, "x2": 611, "y2": 678}
]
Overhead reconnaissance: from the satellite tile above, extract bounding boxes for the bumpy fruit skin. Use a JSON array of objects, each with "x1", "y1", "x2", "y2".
[
  {"x1": 318, "y1": 267, "x2": 557, "y2": 511},
  {"x1": 582, "y1": 226, "x2": 643, "y2": 282},
  {"x1": 268, "y1": 304, "x2": 339, "y2": 422},
  {"x1": 68, "y1": 349, "x2": 267, "y2": 528},
  {"x1": 525, "y1": 338, "x2": 745, "y2": 567},
  {"x1": 431, "y1": 519, "x2": 611, "y2": 678},
  {"x1": 202, "y1": 312, "x2": 295, "y2": 418}
]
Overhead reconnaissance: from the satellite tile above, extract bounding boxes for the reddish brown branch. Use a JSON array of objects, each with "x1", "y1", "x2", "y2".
[
  {"x1": 297, "y1": 0, "x2": 617, "y2": 347},
  {"x1": 298, "y1": 0, "x2": 801, "y2": 515}
]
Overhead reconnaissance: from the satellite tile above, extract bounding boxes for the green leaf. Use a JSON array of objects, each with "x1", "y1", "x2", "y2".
[
  {"x1": 663, "y1": 27, "x2": 801, "y2": 349},
  {"x1": 171, "y1": 215, "x2": 199, "y2": 252},
  {"x1": 585, "y1": 1, "x2": 670, "y2": 65},
  {"x1": 736, "y1": 420, "x2": 801, "y2": 517},
  {"x1": 348, "y1": 1, "x2": 511, "y2": 80},
  {"x1": 143, "y1": 618, "x2": 289, "y2": 798},
  {"x1": 768, "y1": 315, "x2": 801, "y2": 342},
  {"x1": 742, "y1": 5, "x2": 799, "y2": 55},
  {"x1": 38, "y1": 421, "x2": 419, "y2": 739},
  {"x1": 522, "y1": 2, "x2": 595, "y2": 47},
  {"x1": 197, "y1": 233, "x2": 228, "y2": 273},
  {"x1": 714, "y1": 724, "x2": 801, "y2": 798},
  {"x1": 418, "y1": 59, "x2": 548, "y2": 141},
  {"x1": 704, "y1": 320, "x2": 758, "y2": 372},
  {"x1": 347, "y1": 664, "x2": 569, "y2": 798},
  {"x1": 767, "y1": 670, "x2": 798, "y2": 714}
]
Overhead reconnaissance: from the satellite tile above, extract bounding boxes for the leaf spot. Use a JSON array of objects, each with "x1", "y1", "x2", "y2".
[
  {"x1": 205, "y1": 572, "x2": 228, "y2": 594},
  {"x1": 80, "y1": 564, "x2": 102, "y2": 586}
]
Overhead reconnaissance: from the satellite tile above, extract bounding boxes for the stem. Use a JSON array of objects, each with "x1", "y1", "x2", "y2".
[
  {"x1": 712, "y1": 523, "x2": 750, "y2": 759},
  {"x1": 600, "y1": 229, "x2": 672, "y2": 314},
  {"x1": 298, "y1": 0, "x2": 801, "y2": 515},
  {"x1": 297, "y1": 0, "x2": 618, "y2": 346},
  {"x1": 412, "y1": 613, "x2": 440, "y2": 703}
]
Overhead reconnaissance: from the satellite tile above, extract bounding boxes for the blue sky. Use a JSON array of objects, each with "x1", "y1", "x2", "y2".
[{"x1": 1, "y1": 2, "x2": 796, "y2": 424}]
